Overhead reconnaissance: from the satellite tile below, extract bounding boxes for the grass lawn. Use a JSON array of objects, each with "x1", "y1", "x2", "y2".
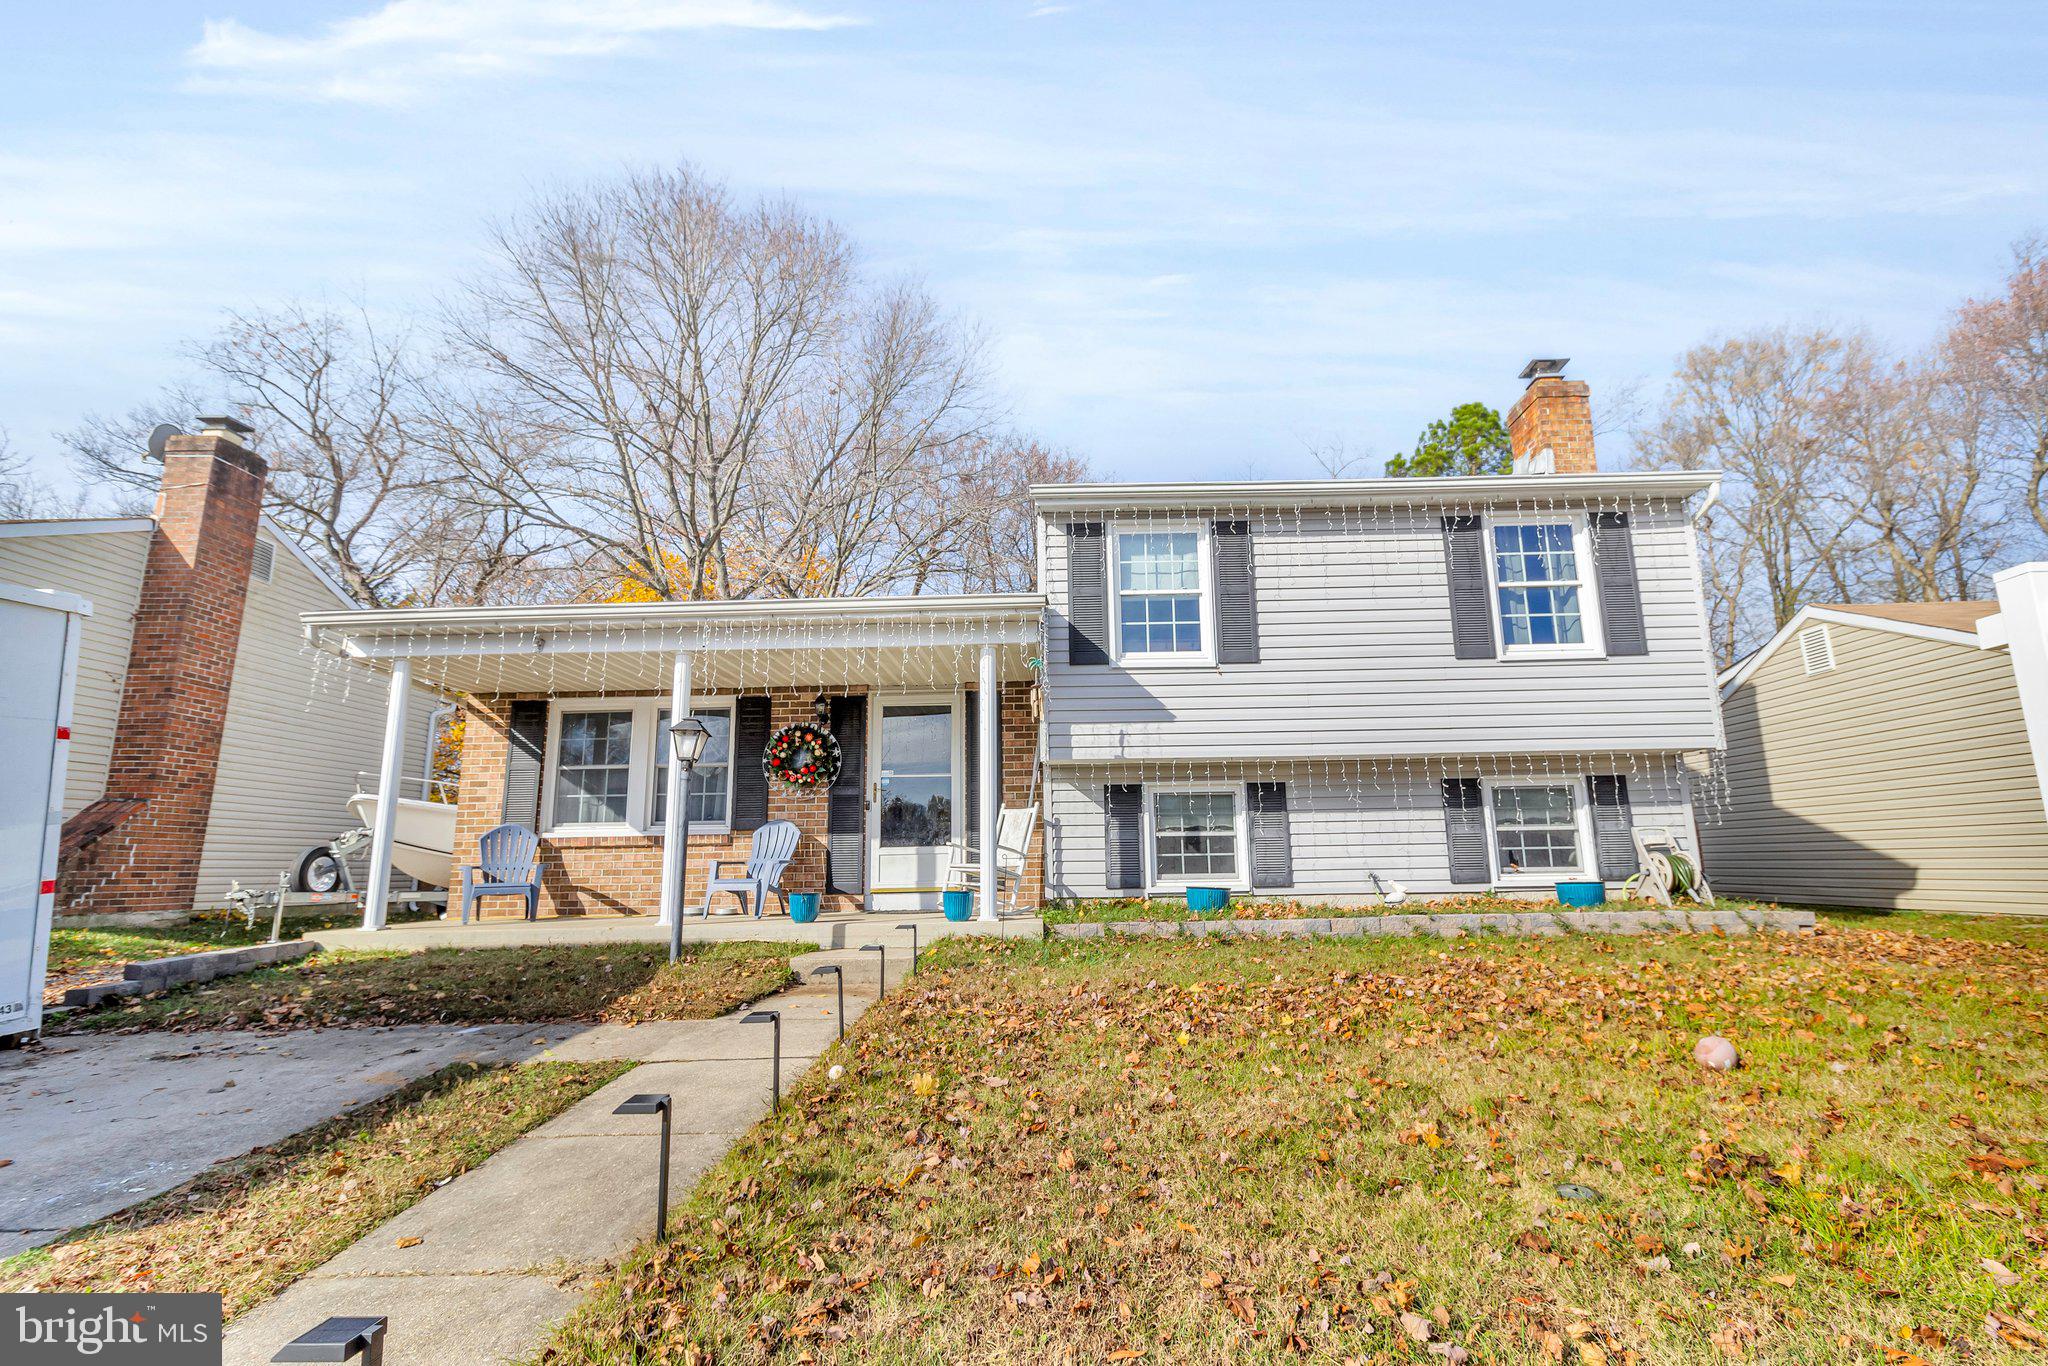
[
  {"x1": 0, "y1": 1059, "x2": 629, "y2": 1319},
  {"x1": 44, "y1": 907, "x2": 436, "y2": 1002},
  {"x1": 56, "y1": 941, "x2": 796, "y2": 1033},
  {"x1": 541, "y1": 916, "x2": 2048, "y2": 1364}
]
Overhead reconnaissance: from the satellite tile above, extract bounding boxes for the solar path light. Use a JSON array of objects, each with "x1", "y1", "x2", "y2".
[
  {"x1": 612, "y1": 1093, "x2": 674, "y2": 1240},
  {"x1": 810, "y1": 963, "x2": 845, "y2": 1040},
  {"x1": 273, "y1": 1316, "x2": 388, "y2": 1366},
  {"x1": 860, "y1": 942, "x2": 886, "y2": 999},
  {"x1": 743, "y1": 1009, "x2": 782, "y2": 1109}
]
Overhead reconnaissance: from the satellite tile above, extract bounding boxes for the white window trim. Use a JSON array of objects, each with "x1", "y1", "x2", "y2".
[
  {"x1": 1108, "y1": 520, "x2": 1217, "y2": 668},
  {"x1": 542, "y1": 695, "x2": 736, "y2": 838},
  {"x1": 1480, "y1": 774, "x2": 1595, "y2": 887},
  {"x1": 1482, "y1": 512, "x2": 1605, "y2": 660},
  {"x1": 1141, "y1": 780, "x2": 1250, "y2": 893}
]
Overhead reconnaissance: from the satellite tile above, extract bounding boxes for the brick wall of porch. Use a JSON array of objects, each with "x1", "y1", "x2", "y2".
[{"x1": 451, "y1": 682, "x2": 1042, "y2": 919}]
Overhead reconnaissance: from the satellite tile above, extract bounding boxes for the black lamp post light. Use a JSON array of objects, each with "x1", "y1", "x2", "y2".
[
  {"x1": 743, "y1": 1009, "x2": 782, "y2": 1109},
  {"x1": 665, "y1": 715, "x2": 711, "y2": 965},
  {"x1": 860, "y1": 942, "x2": 886, "y2": 999},
  {"x1": 810, "y1": 963, "x2": 845, "y2": 1040},
  {"x1": 612, "y1": 1092, "x2": 675, "y2": 1241}
]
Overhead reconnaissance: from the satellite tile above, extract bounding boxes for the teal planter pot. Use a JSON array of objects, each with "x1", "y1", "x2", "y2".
[
  {"x1": 942, "y1": 889, "x2": 974, "y2": 921},
  {"x1": 1554, "y1": 880, "x2": 1605, "y2": 908},
  {"x1": 1186, "y1": 886, "x2": 1230, "y2": 914},
  {"x1": 787, "y1": 893, "x2": 820, "y2": 923}
]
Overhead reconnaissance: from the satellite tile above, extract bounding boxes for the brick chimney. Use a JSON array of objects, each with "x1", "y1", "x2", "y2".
[
  {"x1": 1506, "y1": 358, "x2": 1596, "y2": 475},
  {"x1": 84, "y1": 416, "x2": 269, "y2": 917}
]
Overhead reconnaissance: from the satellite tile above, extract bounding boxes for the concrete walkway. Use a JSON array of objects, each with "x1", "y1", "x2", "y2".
[
  {"x1": 222, "y1": 948, "x2": 910, "y2": 1366},
  {"x1": 306, "y1": 908, "x2": 1041, "y2": 953},
  {"x1": 0, "y1": 1025, "x2": 549, "y2": 1257}
]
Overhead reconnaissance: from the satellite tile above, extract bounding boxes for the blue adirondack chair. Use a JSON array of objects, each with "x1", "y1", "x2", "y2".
[
  {"x1": 459, "y1": 823, "x2": 542, "y2": 923},
  {"x1": 697, "y1": 819, "x2": 802, "y2": 919}
]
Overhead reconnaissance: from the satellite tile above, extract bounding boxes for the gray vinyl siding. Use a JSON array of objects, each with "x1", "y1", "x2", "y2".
[
  {"x1": 1041, "y1": 501, "x2": 1721, "y2": 762},
  {"x1": 0, "y1": 526, "x2": 149, "y2": 817},
  {"x1": 1704, "y1": 620, "x2": 2048, "y2": 914},
  {"x1": 192, "y1": 530, "x2": 439, "y2": 906},
  {"x1": 1045, "y1": 755, "x2": 1693, "y2": 900}
]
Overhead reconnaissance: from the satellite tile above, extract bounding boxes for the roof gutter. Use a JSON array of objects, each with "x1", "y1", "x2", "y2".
[{"x1": 1029, "y1": 469, "x2": 1720, "y2": 512}]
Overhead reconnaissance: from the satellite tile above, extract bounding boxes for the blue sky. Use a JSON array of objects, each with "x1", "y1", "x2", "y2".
[{"x1": 4, "y1": 1, "x2": 2046, "y2": 485}]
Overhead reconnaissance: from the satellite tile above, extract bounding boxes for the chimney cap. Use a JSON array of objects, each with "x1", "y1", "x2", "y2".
[
  {"x1": 195, "y1": 414, "x2": 256, "y2": 443},
  {"x1": 1518, "y1": 358, "x2": 1571, "y2": 381}
]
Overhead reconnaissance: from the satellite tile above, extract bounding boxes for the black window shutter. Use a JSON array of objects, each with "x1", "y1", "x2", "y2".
[
  {"x1": 1065, "y1": 522, "x2": 1110, "y2": 666},
  {"x1": 1441, "y1": 516, "x2": 1495, "y2": 660},
  {"x1": 730, "y1": 695, "x2": 773, "y2": 831},
  {"x1": 1587, "y1": 775, "x2": 1635, "y2": 880},
  {"x1": 1246, "y1": 781, "x2": 1293, "y2": 888},
  {"x1": 1103, "y1": 783, "x2": 1144, "y2": 891},
  {"x1": 826, "y1": 695, "x2": 867, "y2": 895},
  {"x1": 502, "y1": 700, "x2": 548, "y2": 831},
  {"x1": 1213, "y1": 520, "x2": 1260, "y2": 664},
  {"x1": 1590, "y1": 512, "x2": 1648, "y2": 656},
  {"x1": 1442, "y1": 777, "x2": 1489, "y2": 885}
]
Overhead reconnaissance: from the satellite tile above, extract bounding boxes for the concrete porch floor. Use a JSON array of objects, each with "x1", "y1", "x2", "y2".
[{"x1": 305, "y1": 907, "x2": 1043, "y2": 952}]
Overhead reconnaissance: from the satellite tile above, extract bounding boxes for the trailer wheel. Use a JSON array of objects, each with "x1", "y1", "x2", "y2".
[{"x1": 294, "y1": 846, "x2": 345, "y2": 893}]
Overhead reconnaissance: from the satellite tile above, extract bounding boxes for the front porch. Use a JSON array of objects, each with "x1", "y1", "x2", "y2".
[{"x1": 301, "y1": 594, "x2": 1047, "y2": 932}]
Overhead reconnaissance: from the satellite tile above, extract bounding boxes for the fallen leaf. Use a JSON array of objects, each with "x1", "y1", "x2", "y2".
[
  {"x1": 395, "y1": 1236, "x2": 423, "y2": 1249},
  {"x1": 1980, "y1": 1256, "x2": 2021, "y2": 1287}
]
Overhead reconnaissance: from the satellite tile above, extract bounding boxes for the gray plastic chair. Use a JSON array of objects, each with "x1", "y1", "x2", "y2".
[
  {"x1": 459, "y1": 823, "x2": 541, "y2": 923},
  {"x1": 697, "y1": 820, "x2": 801, "y2": 918}
]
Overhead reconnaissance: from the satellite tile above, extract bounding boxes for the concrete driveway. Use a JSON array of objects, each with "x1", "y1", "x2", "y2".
[{"x1": 0, "y1": 1025, "x2": 555, "y2": 1258}]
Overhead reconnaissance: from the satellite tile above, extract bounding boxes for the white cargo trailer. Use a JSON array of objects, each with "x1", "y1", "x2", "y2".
[{"x1": 1, "y1": 581, "x2": 88, "y2": 1045}]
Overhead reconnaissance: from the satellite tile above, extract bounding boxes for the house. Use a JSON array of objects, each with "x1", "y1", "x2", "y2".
[
  {"x1": 1705, "y1": 578, "x2": 2048, "y2": 914},
  {"x1": 306, "y1": 360, "x2": 1727, "y2": 927},
  {"x1": 0, "y1": 418, "x2": 441, "y2": 920},
  {"x1": 1032, "y1": 365, "x2": 1722, "y2": 903}
]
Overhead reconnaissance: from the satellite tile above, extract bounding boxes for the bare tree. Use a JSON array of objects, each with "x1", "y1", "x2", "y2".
[
  {"x1": 440, "y1": 165, "x2": 1010, "y2": 601},
  {"x1": 1951, "y1": 236, "x2": 2048, "y2": 543},
  {"x1": 0, "y1": 428, "x2": 70, "y2": 518},
  {"x1": 1637, "y1": 326, "x2": 1872, "y2": 649}
]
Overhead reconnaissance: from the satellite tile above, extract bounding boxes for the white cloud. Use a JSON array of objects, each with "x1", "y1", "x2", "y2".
[{"x1": 186, "y1": 0, "x2": 863, "y2": 103}]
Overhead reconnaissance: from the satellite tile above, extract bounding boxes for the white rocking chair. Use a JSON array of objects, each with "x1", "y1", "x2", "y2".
[{"x1": 942, "y1": 805, "x2": 1038, "y2": 915}]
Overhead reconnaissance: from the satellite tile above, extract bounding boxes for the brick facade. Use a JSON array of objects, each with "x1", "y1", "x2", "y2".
[
  {"x1": 451, "y1": 682, "x2": 1042, "y2": 920},
  {"x1": 64, "y1": 426, "x2": 268, "y2": 916},
  {"x1": 1506, "y1": 375, "x2": 1597, "y2": 475}
]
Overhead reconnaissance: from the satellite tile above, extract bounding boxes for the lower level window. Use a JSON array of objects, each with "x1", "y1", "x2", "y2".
[
  {"x1": 1490, "y1": 782, "x2": 1581, "y2": 874},
  {"x1": 1153, "y1": 789, "x2": 1239, "y2": 881}
]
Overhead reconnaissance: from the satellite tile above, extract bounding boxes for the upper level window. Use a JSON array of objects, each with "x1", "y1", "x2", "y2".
[
  {"x1": 653, "y1": 707, "x2": 734, "y2": 827},
  {"x1": 1115, "y1": 528, "x2": 1208, "y2": 661},
  {"x1": 554, "y1": 710, "x2": 633, "y2": 826},
  {"x1": 1489, "y1": 517, "x2": 1599, "y2": 656}
]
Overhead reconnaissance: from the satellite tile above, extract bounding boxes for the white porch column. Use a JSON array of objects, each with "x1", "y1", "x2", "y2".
[
  {"x1": 656, "y1": 652, "x2": 694, "y2": 926},
  {"x1": 361, "y1": 657, "x2": 412, "y2": 931},
  {"x1": 977, "y1": 644, "x2": 999, "y2": 921},
  {"x1": 1994, "y1": 563, "x2": 2048, "y2": 815}
]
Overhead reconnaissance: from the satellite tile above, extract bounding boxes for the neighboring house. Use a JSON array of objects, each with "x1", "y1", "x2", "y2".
[
  {"x1": 0, "y1": 418, "x2": 439, "y2": 919},
  {"x1": 304, "y1": 360, "x2": 1728, "y2": 924},
  {"x1": 1706, "y1": 587, "x2": 2048, "y2": 914}
]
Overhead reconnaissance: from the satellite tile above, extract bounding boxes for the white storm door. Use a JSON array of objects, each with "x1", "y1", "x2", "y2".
[{"x1": 867, "y1": 696, "x2": 960, "y2": 911}]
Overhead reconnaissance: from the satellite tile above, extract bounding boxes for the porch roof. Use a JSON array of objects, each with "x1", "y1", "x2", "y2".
[{"x1": 302, "y1": 592, "x2": 1046, "y2": 694}]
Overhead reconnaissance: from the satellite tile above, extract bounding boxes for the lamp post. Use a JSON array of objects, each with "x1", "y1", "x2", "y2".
[
  {"x1": 743, "y1": 1010, "x2": 782, "y2": 1109},
  {"x1": 611, "y1": 1093, "x2": 674, "y2": 1240},
  {"x1": 810, "y1": 964, "x2": 845, "y2": 1040},
  {"x1": 665, "y1": 714, "x2": 711, "y2": 965}
]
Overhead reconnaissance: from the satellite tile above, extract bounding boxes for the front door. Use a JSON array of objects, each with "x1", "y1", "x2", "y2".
[{"x1": 867, "y1": 695, "x2": 960, "y2": 911}]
